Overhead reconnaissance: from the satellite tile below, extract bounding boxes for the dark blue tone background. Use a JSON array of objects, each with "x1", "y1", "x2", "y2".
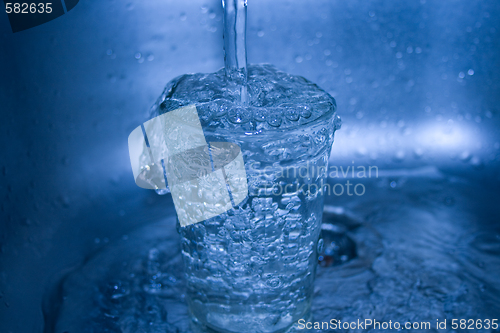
[{"x1": 1, "y1": 0, "x2": 499, "y2": 332}]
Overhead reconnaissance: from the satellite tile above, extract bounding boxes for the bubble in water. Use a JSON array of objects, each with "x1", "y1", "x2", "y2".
[
  {"x1": 266, "y1": 278, "x2": 281, "y2": 288},
  {"x1": 106, "y1": 280, "x2": 130, "y2": 300},
  {"x1": 266, "y1": 113, "x2": 282, "y2": 127},
  {"x1": 285, "y1": 108, "x2": 300, "y2": 121},
  {"x1": 298, "y1": 105, "x2": 312, "y2": 118},
  {"x1": 470, "y1": 156, "x2": 482, "y2": 168},
  {"x1": 228, "y1": 108, "x2": 250, "y2": 124}
]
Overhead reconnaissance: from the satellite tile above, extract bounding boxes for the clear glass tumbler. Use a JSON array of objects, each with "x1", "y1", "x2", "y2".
[{"x1": 171, "y1": 83, "x2": 340, "y2": 333}]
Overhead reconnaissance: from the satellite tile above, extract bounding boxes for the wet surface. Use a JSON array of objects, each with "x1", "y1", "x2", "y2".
[{"x1": 44, "y1": 168, "x2": 500, "y2": 332}]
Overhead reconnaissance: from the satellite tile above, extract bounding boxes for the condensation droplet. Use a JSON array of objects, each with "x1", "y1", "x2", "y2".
[
  {"x1": 470, "y1": 156, "x2": 482, "y2": 167},
  {"x1": 460, "y1": 151, "x2": 471, "y2": 161},
  {"x1": 394, "y1": 150, "x2": 405, "y2": 161},
  {"x1": 444, "y1": 196, "x2": 455, "y2": 206}
]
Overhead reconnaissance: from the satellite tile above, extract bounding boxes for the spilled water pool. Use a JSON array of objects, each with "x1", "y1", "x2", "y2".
[{"x1": 43, "y1": 167, "x2": 500, "y2": 332}]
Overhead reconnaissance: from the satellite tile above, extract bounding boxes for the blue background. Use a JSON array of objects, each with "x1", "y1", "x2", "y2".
[{"x1": 1, "y1": 0, "x2": 499, "y2": 331}]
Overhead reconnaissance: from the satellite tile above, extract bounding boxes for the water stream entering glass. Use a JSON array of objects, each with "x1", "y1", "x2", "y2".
[{"x1": 222, "y1": 0, "x2": 248, "y2": 104}]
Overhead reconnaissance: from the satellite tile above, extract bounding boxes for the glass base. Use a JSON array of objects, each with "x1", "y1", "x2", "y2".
[{"x1": 189, "y1": 309, "x2": 312, "y2": 333}]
